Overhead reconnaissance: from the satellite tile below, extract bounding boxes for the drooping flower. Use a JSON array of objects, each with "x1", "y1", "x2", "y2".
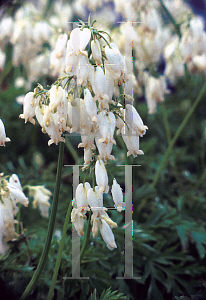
[
  {"x1": 19, "y1": 92, "x2": 40, "y2": 124},
  {"x1": 95, "y1": 159, "x2": 109, "y2": 193},
  {"x1": 0, "y1": 119, "x2": 10, "y2": 146},
  {"x1": 29, "y1": 186, "x2": 52, "y2": 217},
  {"x1": 111, "y1": 178, "x2": 125, "y2": 212},
  {"x1": 125, "y1": 104, "x2": 148, "y2": 137},
  {"x1": 99, "y1": 218, "x2": 117, "y2": 250}
]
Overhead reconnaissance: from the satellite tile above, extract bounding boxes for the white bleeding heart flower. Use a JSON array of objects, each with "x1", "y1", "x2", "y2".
[
  {"x1": 0, "y1": 119, "x2": 10, "y2": 146},
  {"x1": 99, "y1": 218, "x2": 117, "y2": 250},
  {"x1": 111, "y1": 178, "x2": 125, "y2": 212},
  {"x1": 95, "y1": 159, "x2": 109, "y2": 194}
]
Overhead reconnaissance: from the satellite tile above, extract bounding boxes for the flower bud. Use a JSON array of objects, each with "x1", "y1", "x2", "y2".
[
  {"x1": 111, "y1": 178, "x2": 125, "y2": 212},
  {"x1": 49, "y1": 85, "x2": 65, "y2": 113},
  {"x1": 91, "y1": 39, "x2": 102, "y2": 64},
  {"x1": 95, "y1": 159, "x2": 109, "y2": 193},
  {"x1": 100, "y1": 219, "x2": 117, "y2": 250}
]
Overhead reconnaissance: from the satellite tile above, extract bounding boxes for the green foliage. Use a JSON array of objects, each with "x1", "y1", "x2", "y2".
[
  {"x1": 1, "y1": 2, "x2": 206, "y2": 300},
  {"x1": 90, "y1": 287, "x2": 127, "y2": 300}
]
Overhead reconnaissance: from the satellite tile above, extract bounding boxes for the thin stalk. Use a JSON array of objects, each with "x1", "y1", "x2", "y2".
[
  {"x1": 151, "y1": 80, "x2": 206, "y2": 189},
  {"x1": 73, "y1": 211, "x2": 92, "y2": 276},
  {"x1": 47, "y1": 201, "x2": 73, "y2": 300},
  {"x1": 65, "y1": 136, "x2": 79, "y2": 163},
  {"x1": 160, "y1": 102, "x2": 179, "y2": 179},
  {"x1": 160, "y1": 102, "x2": 171, "y2": 144},
  {"x1": 0, "y1": 61, "x2": 12, "y2": 87},
  {"x1": 159, "y1": 0, "x2": 181, "y2": 38},
  {"x1": 21, "y1": 142, "x2": 64, "y2": 300}
]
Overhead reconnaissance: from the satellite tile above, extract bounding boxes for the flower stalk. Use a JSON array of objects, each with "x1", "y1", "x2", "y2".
[
  {"x1": 21, "y1": 141, "x2": 64, "y2": 300},
  {"x1": 47, "y1": 200, "x2": 73, "y2": 300}
]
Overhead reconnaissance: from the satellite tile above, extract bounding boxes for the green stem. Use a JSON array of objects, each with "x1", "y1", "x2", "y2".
[
  {"x1": 65, "y1": 136, "x2": 79, "y2": 163},
  {"x1": 21, "y1": 142, "x2": 64, "y2": 300},
  {"x1": 47, "y1": 201, "x2": 73, "y2": 300},
  {"x1": 159, "y1": 0, "x2": 181, "y2": 38},
  {"x1": 160, "y1": 102, "x2": 171, "y2": 144},
  {"x1": 151, "y1": 80, "x2": 206, "y2": 189},
  {"x1": 0, "y1": 61, "x2": 12, "y2": 87},
  {"x1": 73, "y1": 211, "x2": 92, "y2": 276}
]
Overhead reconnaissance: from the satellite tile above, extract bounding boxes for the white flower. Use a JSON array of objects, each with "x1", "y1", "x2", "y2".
[
  {"x1": 0, "y1": 199, "x2": 16, "y2": 254},
  {"x1": 121, "y1": 125, "x2": 144, "y2": 158},
  {"x1": 144, "y1": 74, "x2": 169, "y2": 114},
  {"x1": 105, "y1": 43, "x2": 127, "y2": 82},
  {"x1": 49, "y1": 85, "x2": 66, "y2": 113},
  {"x1": 193, "y1": 54, "x2": 206, "y2": 72},
  {"x1": 66, "y1": 27, "x2": 91, "y2": 79},
  {"x1": 111, "y1": 178, "x2": 125, "y2": 212},
  {"x1": 19, "y1": 92, "x2": 39, "y2": 124},
  {"x1": 84, "y1": 88, "x2": 98, "y2": 122},
  {"x1": 0, "y1": 17, "x2": 13, "y2": 44},
  {"x1": 97, "y1": 111, "x2": 116, "y2": 145},
  {"x1": 29, "y1": 186, "x2": 52, "y2": 217},
  {"x1": 50, "y1": 34, "x2": 67, "y2": 76},
  {"x1": 7, "y1": 183, "x2": 29, "y2": 207},
  {"x1": 89, "y1": 66, "x2": 108, "y2": 103},
  {"x1": 0, "y1": 49, "x2": 6, "y2": 71},
  {"x1": 69, "y1": 27, "x2": 91, "y2": 56},
  {"x1": 71, "y1": 207, "x2": 85, "y2": 237},
  {"x1": 95, "y1": 159, "x2": 109, "y2": 194},
  {"x1": 87, "y1": 186, "x2": 104, "y2": 217},
  {"x1": 91, "y1": 39, "x2": 102, "y2": 64},
  {"x1": 0, "y1": 203, "x2": 6, "y2": 254},
  {"x1": 95, "y1": 130, "x2": 115, "y2": 161},
  {"x1": 125, "y1": 104, "x2": 148, "y2": 137},
  {"x1": 84, "y1": 148, "x2": 92, "y2": 165},
  {"x1": 99, "y1": 218, "x2": 117, "y2": 250},
  {"x1": 9, "y1": 174, "x2": 23, "y2": 191},
  {"x1": 41, "y1": 105, "x2": 66, "y2": 146},
  {"x1": 75, "y1": 182, "x2": 90, "y2": 213},
  {"x1": 14, "y1": 77, "x2": 26, "y2": 89},
  {"x1": 0, "y1": 119, "x2": 10, "y2": 146}
]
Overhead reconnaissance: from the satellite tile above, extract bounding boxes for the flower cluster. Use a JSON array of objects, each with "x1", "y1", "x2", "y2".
[
  {"x1": 71, "y1": 175, "x2": 125, "y2": 250},
  {"x1": 1, "y1": 0, "x2": 205, "y2": 115},
  {"x1": 0, "y1": 173, "x2": 52, "y2": 254},
  {"x1": 19, "y1": 21, "x2": 148, "y2": 249}
]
